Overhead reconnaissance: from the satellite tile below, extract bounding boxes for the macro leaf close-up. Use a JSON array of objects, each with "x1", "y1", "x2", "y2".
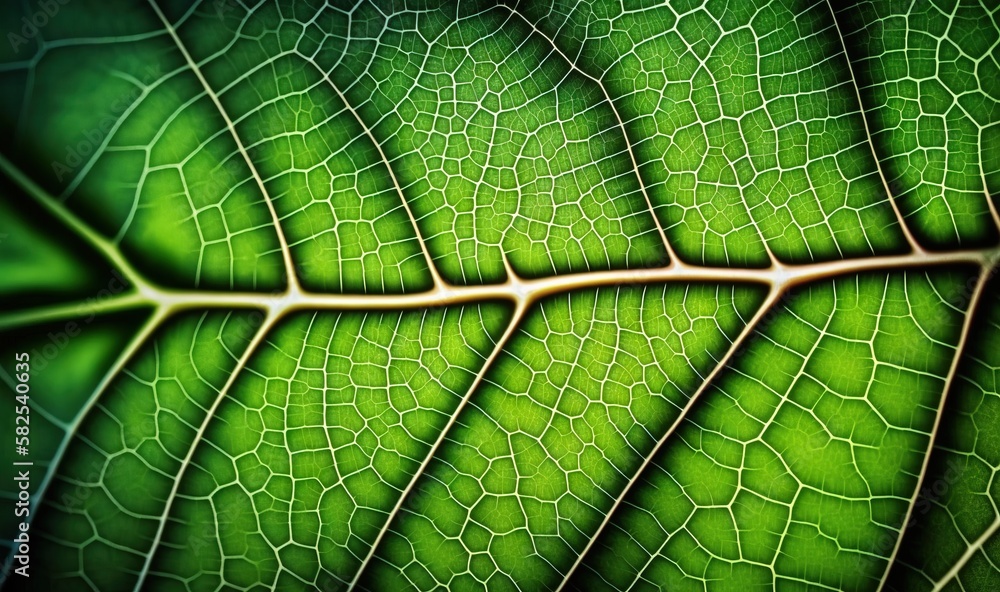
[{"x1": 1, "y1": 0, "x2": 999, "y2": 590}]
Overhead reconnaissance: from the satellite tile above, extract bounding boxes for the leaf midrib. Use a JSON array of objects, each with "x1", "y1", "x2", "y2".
[{"x1": 4, "y1": 136, "x2": 1000, "y2": 588}]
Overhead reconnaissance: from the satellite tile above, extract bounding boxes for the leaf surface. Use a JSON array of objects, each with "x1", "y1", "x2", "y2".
[{"x1": 1, "y1": 1, "x2": 999, "y2": 591}]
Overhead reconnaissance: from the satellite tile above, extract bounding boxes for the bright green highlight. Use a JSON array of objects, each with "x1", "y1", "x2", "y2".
[
  {"x1": 572, "y1": 270, "x2": 975, "y2": 592},
  {"x1": 144, "y1": 304, "x2": 509, "y2": 591},
  {"x1": 522, "y1": 0, "x2": 908, "y2": 265},
  {"x1": 28, "y1": 311, "x2": 258, "y2": 591},
  {"x1": 364, "y1": 285, "x2": 763, "y2": 590}
]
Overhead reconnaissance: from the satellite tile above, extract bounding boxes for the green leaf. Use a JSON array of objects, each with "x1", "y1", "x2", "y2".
[{"x1": 1, "y1": 1, "x2": 998, "y2": 591}]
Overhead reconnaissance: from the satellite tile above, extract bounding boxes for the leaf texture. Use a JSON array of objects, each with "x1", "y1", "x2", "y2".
[{"x1": 0, "y1": 1, "x2": 999, "y2": 591}]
